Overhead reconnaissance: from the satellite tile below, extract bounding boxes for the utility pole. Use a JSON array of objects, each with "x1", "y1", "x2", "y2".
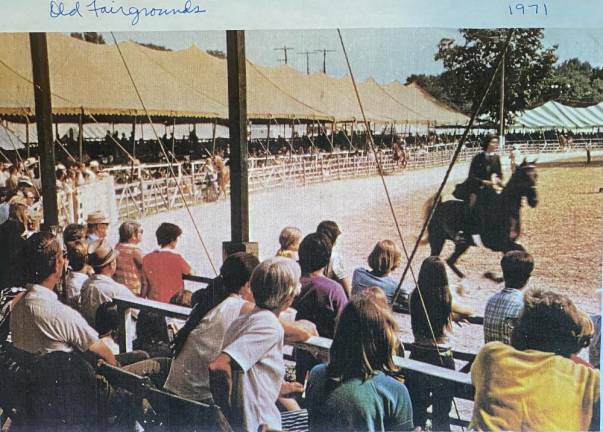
[
  {"x1": 298, "y1": 51, "x2": 317, "y2": 75},
  {"x1": 314, "y1": 49, "x2": 336, "y2": 74},
  {"x1": 29, "y1": 33, "x2": 59, "y2": 232},
  {"x1": 274, "y1": 46, "x2": 294, "y2": 65},
  {"x1": 225, "y1": 30, "x2": 258, "y2": 259}
]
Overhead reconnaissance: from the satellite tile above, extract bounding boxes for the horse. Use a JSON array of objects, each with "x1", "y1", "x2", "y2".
[
  {"x1": 422, "y1": 160, "x2": 539, "y2": 280},
  {"x1": 213, "y1": 156, "x2": 230, "y2": 199}
]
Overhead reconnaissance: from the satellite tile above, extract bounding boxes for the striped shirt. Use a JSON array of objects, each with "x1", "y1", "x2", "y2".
[{"x1": 484, "y1": 287, "x2": 524, "y2": 345}]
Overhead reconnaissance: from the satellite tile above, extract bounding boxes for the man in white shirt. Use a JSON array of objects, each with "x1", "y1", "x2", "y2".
[
  {"x1": 80, "y1": 239, "x2": 136, "y2": 326},
  {"x1": 10, "y1": 232, "x2": 116, "y2": 364}
]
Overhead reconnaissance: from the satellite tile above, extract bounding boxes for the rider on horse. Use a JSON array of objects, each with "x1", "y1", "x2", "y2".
[{"x1": 455, "y1": 135, "x2": 504, "y2": 245}]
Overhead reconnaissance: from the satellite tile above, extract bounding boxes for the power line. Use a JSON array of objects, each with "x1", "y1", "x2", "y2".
[
  {"x1": 298, "y1": 50, "x2": 317, "y2": 75},
  {"x1": 314, "y1": 49, "x2": 336, "y2": 74},
  {"x1": 273, "y1": 46, "x2": 294, "y2": 65}
]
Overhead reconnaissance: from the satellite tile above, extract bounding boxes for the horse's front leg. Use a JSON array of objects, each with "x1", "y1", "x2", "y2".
[{"x1": 446, "y1": 241, "x2": 471, "y2": 279}]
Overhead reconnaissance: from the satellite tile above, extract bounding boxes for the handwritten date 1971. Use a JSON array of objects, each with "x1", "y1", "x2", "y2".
[
  {"x1": 49, "y1": 0, "x2": 207, "y2": 25},
  {"x1": 508, "y1": 2, "x2": 548, "y2": 15}
]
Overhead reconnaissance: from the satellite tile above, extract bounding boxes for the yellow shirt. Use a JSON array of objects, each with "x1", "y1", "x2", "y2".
[{"x1": 470, "y1": 342, "x2": 600, "y2": 431}]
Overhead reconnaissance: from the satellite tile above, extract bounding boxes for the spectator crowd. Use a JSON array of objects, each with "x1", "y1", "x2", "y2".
[{"x1": 0, "y1": 210, "x2": 599, "y2": 431}]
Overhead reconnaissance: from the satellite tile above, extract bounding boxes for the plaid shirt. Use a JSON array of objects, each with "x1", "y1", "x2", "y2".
[{"x1": 484, "y1": 287, "x2": 524, "y2": 344}]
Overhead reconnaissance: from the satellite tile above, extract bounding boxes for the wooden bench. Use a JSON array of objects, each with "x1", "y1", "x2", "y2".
[
  {"x1": 113, "y1": 296, "x2": 475, "y2": 402},
  {"x1": 98, "y1": 361, "x2": 232, "y2": 431}
]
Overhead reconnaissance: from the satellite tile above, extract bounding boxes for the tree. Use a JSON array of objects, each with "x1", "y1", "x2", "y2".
[
  {"x1": 137, "y1": 42, "x2": 172, "y2": 52},
  {"x1": 70, "y1": 32, "x2": 106, "y2": 44},
  {"x1": 207, "y1": 49, "x2": 226, "y2": 59},
  {"x1": 543, "y1": 58, "x2": 603, "y2": 106},
  {"x1": 405, "y1": 73, "x2": 471, "y2": 113},
  {"x1": 435, "y1": 29, "x2": 557, "y2": 125}
]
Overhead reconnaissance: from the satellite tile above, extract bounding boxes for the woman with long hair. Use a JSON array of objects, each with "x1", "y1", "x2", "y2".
[
  {"x1": 306, "y1": 295, "x2": 413, "y2": 431},
  {"x1": 406, "y1": 256, "x2": 465, "y2": 431}
]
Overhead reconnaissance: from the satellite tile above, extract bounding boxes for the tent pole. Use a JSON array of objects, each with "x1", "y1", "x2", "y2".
[
  {"x1": 290, "y1": 119, "x2": 295, "y2": 154},
  {"x1": 131, "y1": 116, "x2": 137, "y2": 160},
  {"x1": 266, "y1": 120, "x2": 271, "y2": 155},
  {"x1": 29, "y1": 32, "x2": 58, "y2": 231},
  {"x1": 78, "y1": 108, "x2": 84, "y2": 161},
  {"x1": 211, "y1": 120, "x2": 217, "y2": 156},
  {"x1": 172, "y1": 117, "x2": 176, "y2": 160},
  {"x1": 25, "y1": 117, "x2": 30, "y2": 159}
]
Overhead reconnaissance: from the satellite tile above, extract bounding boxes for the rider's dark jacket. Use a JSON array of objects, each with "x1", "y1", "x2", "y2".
[{"x1": 466, "y1": 151, "x2": 503, "y2": 194}]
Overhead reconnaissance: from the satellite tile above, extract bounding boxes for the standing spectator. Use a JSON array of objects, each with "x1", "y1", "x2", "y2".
[
  {"x1": 352, "y1": 240, "x2": 405, "y2": 303},
  {"x1": 406, "y1": 256, "x2": 470, "y2": 432},
  {"x1": 65, "y1": 240, "x2": 93, "y2": 307},
  {"x1": 470, "y1": 290, "x2": 599, "y2": 431},
  {"x1": 80, "y1": 240, "x2": 136, "y2": 326},
  {"x1": 275, "y1": 226, "x2": 302, "y2": 260},
  {"x1": 86, "y1": 211, "x2": 110, "y2": 245},
  {"x1": 306, "y1": 295, "x2": 414, "y2": 431},
  {"x1": 293, "y1": 232, "x2": 348, "y2": 382},
  {"x1": 6, "y1": 165, "x2": 19, "y2": 191},
  {"x1": 9, "y1": 232, "x2": 116, "y2": 364},
  {"x1": 114, "y1": 221, "x2": 146, "y2": 297},
  {"x1": 142, "y1": 222, "x2": 191, "y2": 303},
  {"x1": 317, "y1": 220, "x2": 352, "y2": 297},
  {"x1": 484, "y1": 251, "x2": 534, "y2": 344},
  {"x1": 208, "y1": 257, "x2": 301, "y2": 432}
]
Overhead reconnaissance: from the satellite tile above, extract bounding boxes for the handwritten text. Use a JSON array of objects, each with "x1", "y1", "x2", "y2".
[
  {"x1": 508, "y1": 2, "x2": 548, "y2": 16},
  {"x1": 49, "y1": 0, "x2": 207, "y2": 26}
]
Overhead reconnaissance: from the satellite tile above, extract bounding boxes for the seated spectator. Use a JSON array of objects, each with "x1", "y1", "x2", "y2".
[
  {"x1": 276, "y1": 226, "x2": 302, "y2": 260},
  {"x1": 80, "y1": 240, "x2": 136, "y2": 326},
  {"x1": 132, "y1": 310, "x2": 172, "y2": 358},
  {"x1": 65, "y1": 240, "x2": 93, "y2": 307},
  {"x1": 484, "y1": 250, "x2": 534, "y2": 344},
  {"x1": 470, "y1": 290, "x2": 599, "y2": 431},
  {"x1": 86, "y1": 211, "x2": 110, "y2": 245},
  {"x1": 63, "y1": 223, "x2": 86, "y2": 248},
  {"x1": 142, "y1": 222, "x2": 192, "y2": 303},
  {"x1": 113, "y1": 221, "x2": 146, "y2": 296},
  {"x1": 165, "y1": 252, "x2": 260, "y2": 403},
  {"x1": 9, "y1": 232, "x2": 116, "y2": 365},
  {"x1": 352, "y1": 240, "x2": 405, "y2": 303},
  {"x1": 405, "y1": 256, "x2": 461, "y2": 431},
  {"x1": 209, "y1": 257, "x2": 301, "y2": 432},
  {"x1": 317, "y1": 220, "x2": 351, "y2": 297},
  {"x1": 0, "y1": 201, "x2": 29, "y2": 289},
  {"x1": 306, "y1": 295, "x2": 414, "y2": 431},
  {"x1": 293, "y1": 232, "x2": 348, "y2": 382}
]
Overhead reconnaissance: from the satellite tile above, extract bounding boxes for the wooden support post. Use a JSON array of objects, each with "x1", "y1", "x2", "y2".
[
  {"x1": 266, "y1": 121, "x2": 271, "y2": 154},
  {"x1": 78, "y1": 108, "x2": 84, "y2": 161},
  {"x1": 131, "y1": 116, "x2": 137, "y2": 160},
  {"x1": 224, "y1": 30, "x2": 258, "y2": 259},
  {"x1": 29, "y1": 33, "x2": 58, "y2": 231},
  {"x1": 331, "y1": 120, "x2": 336, "y2": 152},
  {"x1": 172, "y1": 117, "x2": 176, "y2": 160},
  {"x1": 290, "y1": 119, "x2": 295, "y2": 153}
]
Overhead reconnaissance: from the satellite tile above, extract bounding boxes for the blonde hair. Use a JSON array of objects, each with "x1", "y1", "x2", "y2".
[
  {"x1": 276, "y1": 226, "x2": 302, "y2": 255},
  {"x1": 368, "y1": 240, "x2": 402, "y2": 277},
  {"x1": 250, "y1": 257, "x2": 301, "y2": 313},
  {"x1": 357, "y1": 286, "x2": 390, "y2": 310}
]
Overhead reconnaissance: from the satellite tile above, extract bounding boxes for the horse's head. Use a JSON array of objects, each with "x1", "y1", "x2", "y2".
[{"x1": 510, "y1": 158, "x2": 538, "y2": 208}]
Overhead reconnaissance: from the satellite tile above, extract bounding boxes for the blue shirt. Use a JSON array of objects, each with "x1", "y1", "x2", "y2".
[
  {"x1": 351, "y1": 267, "x2": 400, "y2": 302},
  {"x1": 306, "y1": 364, "x2": 414, "y2": 432},
  {"x1": 484, "y1": 287, "x2": 524, "y2": 344}
]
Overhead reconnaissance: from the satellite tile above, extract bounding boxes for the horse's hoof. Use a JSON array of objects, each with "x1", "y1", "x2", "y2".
[{"x1": 484, "y1": 272, "x2": 504, "y2": 283}]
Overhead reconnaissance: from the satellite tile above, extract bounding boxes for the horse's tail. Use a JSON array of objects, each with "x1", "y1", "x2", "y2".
[{"x1": 420, "y1": 193, "x2": 441, "y2": 244}]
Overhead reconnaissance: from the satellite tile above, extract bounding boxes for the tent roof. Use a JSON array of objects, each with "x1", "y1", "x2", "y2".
[
  {"x1": 0, "y1": 32, "x2": 468, "y2": 126},
  {"x1": 513, "y1": 101, "x2": 603, "y2": 129}
]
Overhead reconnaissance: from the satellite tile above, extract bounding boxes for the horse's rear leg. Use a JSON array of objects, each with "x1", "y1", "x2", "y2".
[
  {"x1": 428, "y1": 229, "x2": 446, "y2": 257},
  {"x1": 446, "y1": 241, "x2": 470, "y2": 279}
]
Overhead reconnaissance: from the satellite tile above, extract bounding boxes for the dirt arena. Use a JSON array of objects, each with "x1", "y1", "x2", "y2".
[{"x1": 121, "y1": 151, "x2": 602, "y2": 353}]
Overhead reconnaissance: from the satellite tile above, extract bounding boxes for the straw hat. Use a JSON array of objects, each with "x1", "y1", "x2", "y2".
[
  {"x1": 86, "y1": 211, "x2": 110, "y2": 225},
  {"x1": 88, "y1": 240, "x2": 118, "y2": 269}
]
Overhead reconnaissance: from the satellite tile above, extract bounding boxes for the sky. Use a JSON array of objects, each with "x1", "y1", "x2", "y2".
[{"x1": 105, "y1": 28, "x2": 603, "y2": 84}]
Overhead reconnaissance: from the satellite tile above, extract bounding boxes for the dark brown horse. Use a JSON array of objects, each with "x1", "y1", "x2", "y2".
[{"x1": 422, "y1": 160, "x2": 539, "y2": 279}]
